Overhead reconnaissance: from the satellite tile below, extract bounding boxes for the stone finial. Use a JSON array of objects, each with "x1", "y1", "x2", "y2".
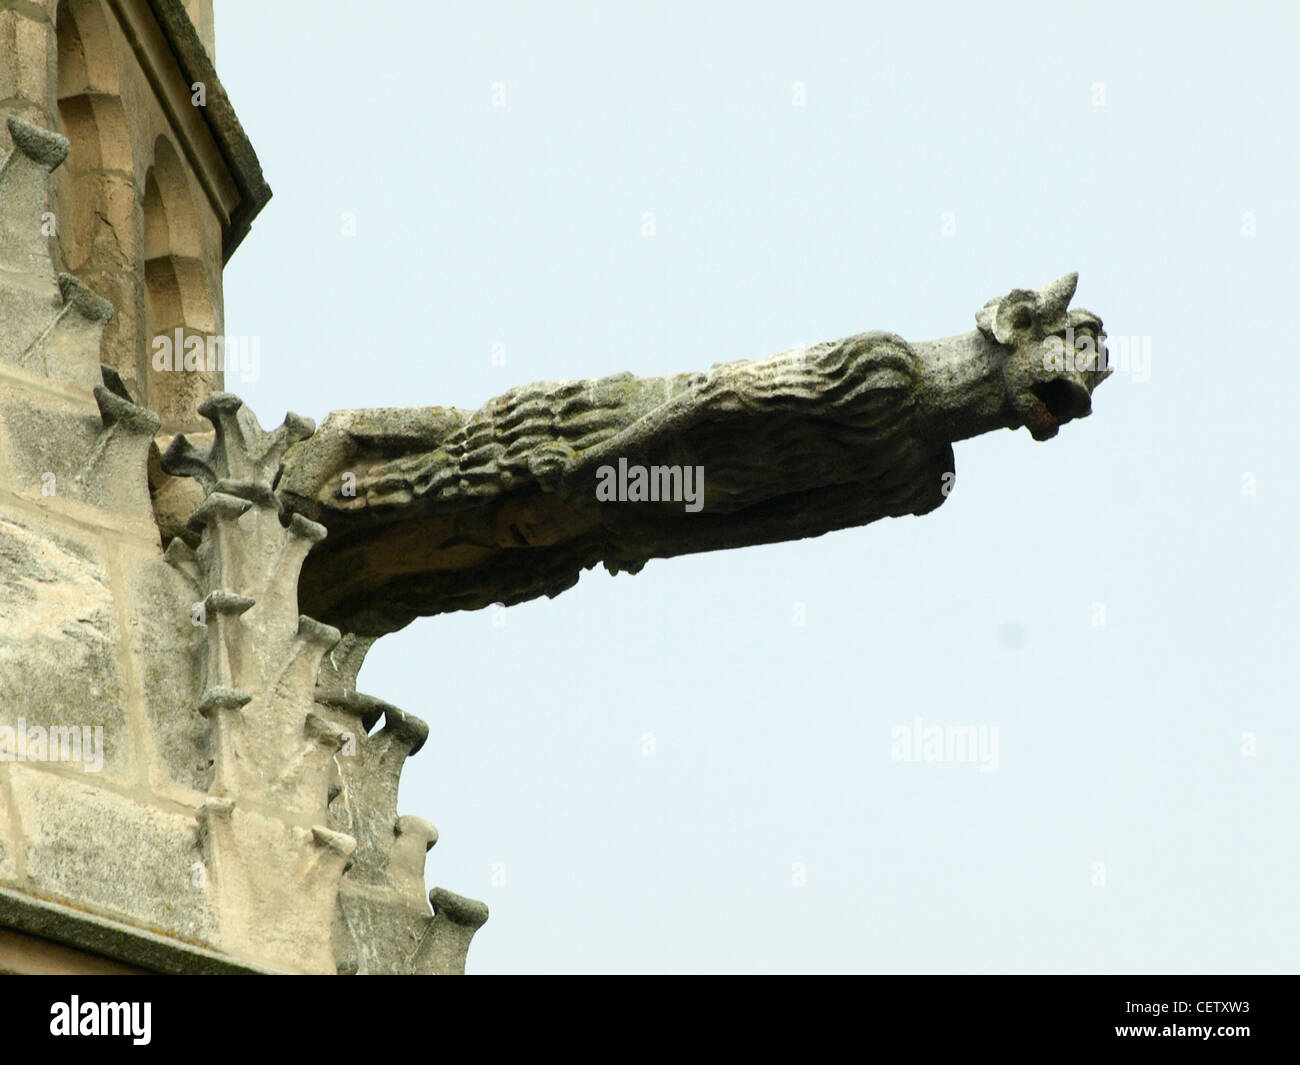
[
  {"x1": 389, "y1": 815, "x2": 439, "y2": 911},
  {"x1": 0, "y1": 117, "x2": 66, "y2": 282},
  {"x1": 414, "y1": 888, "x2": 491, "y2": 976},
  {"x1": 0, "y1": 119, "x2": 161, "y2": 530},
  {"x1": 4, "y1": 115, "x2": 69, "y2": 170},
  {"x1": 161, "y1": 393, "x2": 486, "y2": 973},
  {"x1": 317, "y1": 687, "x2": 431, "y2": 880},
  {"x1": 162, "y1": 391, "x2": 314, "y2": 504}
]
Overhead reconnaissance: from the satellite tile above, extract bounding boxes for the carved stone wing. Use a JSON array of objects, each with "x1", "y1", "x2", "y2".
[{"x1": 270, "y1": 274, "x2": 1108, "y2": 637}]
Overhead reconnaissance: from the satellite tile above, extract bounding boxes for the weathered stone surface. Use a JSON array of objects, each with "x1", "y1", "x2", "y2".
[
  {"x1": 125, "y1": 545, "x2": 208, "y2": 798},
  {"x1": 149, "y1": 434, "x2": 208, "y2": 547},
  {"x1": 197, "y1": 799, "x2": 351, "y2": 972},
  {"x1": 390, "y1": 814, "x2": 438, "y2": 911},
  {"x1": 0, "y1": 885, "x2": 267, "y2": 974},
  {"x1": 333, "y1": 881, "x2": 485, "y2": 976},
  {"x1": 280, "y1": 273, "x2": 1109, "y2": 637},
  {"x1": 419, "y1": 888, "x2": 490, "y2": 976},
  {"x1": 318, "y1": 688, "x2": 428, "y2": 885},
  {"x1": 0, "y1": 116, "x2": 64, "y2": 281},
  {"x1": 334, "y1": 883, "x2": 428, "y2": 975},
  {"x1": 0, "y1": 381, "x2": 99, "y2": 500},
  {"x1": 0, "y1": 507, "x2": 134, "y2": 782},
  {"x1": 0, "y1": 769, "x2": 17, "y2": 882},
  {"x1": 0, "y1": 109, "x2": 488, "y2": 975},
  {"x1": 155, "y1": 392, "x2": 485, "y2": 972},
  {"x1": 7, "y1": 766, "x2": 218, "y2": 945}
]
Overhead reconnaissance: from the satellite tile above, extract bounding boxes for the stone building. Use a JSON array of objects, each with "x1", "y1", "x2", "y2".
[
  {"x1": 0, "y1": 0, "x2": 1112, "y2": 979},
  {"x1": 0, "y1": 0, "x2": 488, "y2": 974}
]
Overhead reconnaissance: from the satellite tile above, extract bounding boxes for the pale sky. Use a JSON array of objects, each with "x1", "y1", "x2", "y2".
[{"x1": 216, "y1": 0, "x2": 1297, "y2": 973}]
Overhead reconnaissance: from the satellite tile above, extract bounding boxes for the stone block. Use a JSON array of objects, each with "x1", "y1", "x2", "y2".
[
  {"x1": 8, "y1": 766, "x2": 217, "y2": 946},
  {"x1": 0, "y1": 505, "x2": 135, "y2": 783},
  {"x1": 124, "y1": 549, "x2": 208, "y2": 798}
]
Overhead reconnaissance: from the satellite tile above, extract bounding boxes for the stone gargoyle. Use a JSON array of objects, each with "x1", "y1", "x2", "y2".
[
  {"x1": 212, "y1": 272, "x2": 1111, "y2": 638},
  {"x1": 0, "y1": 109, "x2": 1109, "y2": 976}
]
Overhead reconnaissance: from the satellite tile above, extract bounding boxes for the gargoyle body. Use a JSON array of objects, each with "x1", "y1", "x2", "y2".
[{"x1": 244, "y1": 274, "x2": 1107, "y2": 637}]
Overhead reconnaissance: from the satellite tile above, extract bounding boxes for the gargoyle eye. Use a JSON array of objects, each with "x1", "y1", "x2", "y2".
[{"x1": 1012, "y1": 306, "x2": 1032, "y2": 330}]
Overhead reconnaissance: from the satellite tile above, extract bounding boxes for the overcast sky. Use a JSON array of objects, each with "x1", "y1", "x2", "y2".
[{"x1": 215, "y1": 0, "x2": 1297, "y2": 973}]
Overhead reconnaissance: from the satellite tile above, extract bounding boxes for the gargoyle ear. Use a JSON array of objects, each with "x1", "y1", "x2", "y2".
[
  {"x1": 976, "y1": 273, "x2": 1081, "y2": 345},
  {"x1": 989, "y1": 288, "x2": 1038, "y2": 345}
]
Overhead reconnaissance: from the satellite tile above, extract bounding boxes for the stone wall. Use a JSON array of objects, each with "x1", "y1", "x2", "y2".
[{"x1": 0, "y1": 2, "x2": 486, "y2": 973}]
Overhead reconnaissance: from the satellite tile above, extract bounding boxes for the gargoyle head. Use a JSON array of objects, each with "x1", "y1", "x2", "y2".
[{"x1": 976, "y1": 272, "x2": 1111, "y2": 441}]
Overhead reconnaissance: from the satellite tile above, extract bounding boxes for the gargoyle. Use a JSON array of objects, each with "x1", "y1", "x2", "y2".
[{"x1": 179, "y1": 273, "x2": 1108, "y2": 638}]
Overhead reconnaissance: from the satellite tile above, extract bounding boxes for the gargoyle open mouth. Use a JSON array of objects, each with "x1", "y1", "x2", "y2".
[
  {"x1": 1018, "y1": 377, "x2": 1095, "y2": 440},
  {"x1": 1030, "y1": 378, "x2": 1093, "y2": 423}
]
